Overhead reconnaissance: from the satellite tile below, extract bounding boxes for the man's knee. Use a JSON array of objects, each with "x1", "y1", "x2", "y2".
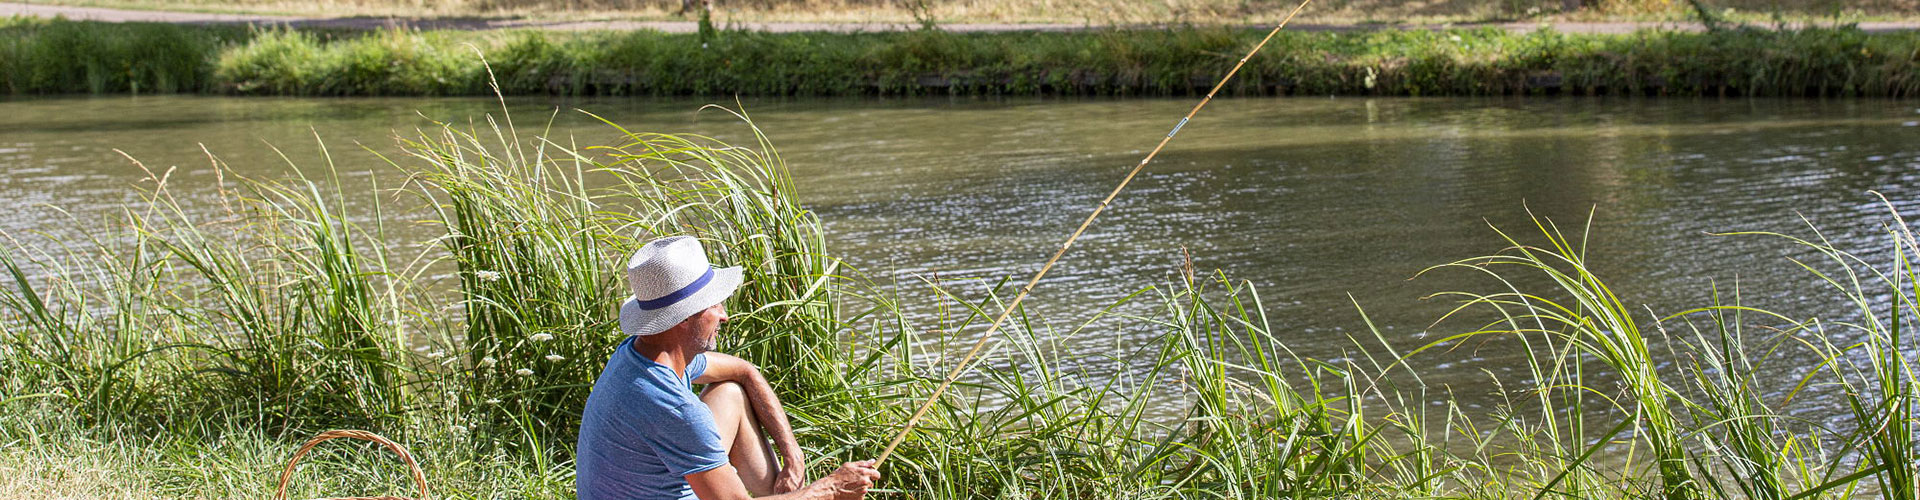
[{"x1": 700, "y1": 381, "x2": 746, "y2": 411}]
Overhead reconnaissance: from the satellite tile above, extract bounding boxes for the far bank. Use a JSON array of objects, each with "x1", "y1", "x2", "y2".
[{"x1": 3, "y1": 18, "x2": 1918, "y2": 97}]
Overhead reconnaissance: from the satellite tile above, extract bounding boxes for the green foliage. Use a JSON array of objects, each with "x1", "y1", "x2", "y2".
[
  {"x1": 1411, "y1": 208, "x2": 1920, "y2": 499},
  {"x1": 8, "y1": 18, "x2": 1920, "y2": 96},
  {"x1": 398, "y1": 109, "x2": 622, "y2": 443},
  {"x1": 216, "y1": 26, "x2": 488, "y2": 95},
  {"x1": 0, "y1": 17, "x2": 241, "y2": 94},
  {"x1": 0, "y1": 145, "x2": 410, "y2": 432}
]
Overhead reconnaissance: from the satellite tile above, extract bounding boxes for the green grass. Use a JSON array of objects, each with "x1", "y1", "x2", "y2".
[
  {"x1": 11, "y1": 0, "x2": 1920, "y2": 29},
  {"x1": 0, "y1": 19, "x2": 248, "y2": 93},
  {"x1": 1, "y1": 95, "x2": 1917, "y2": 499},
  {"x1": 6, "y1": 17, "x2": 1920, "y2": 97}
]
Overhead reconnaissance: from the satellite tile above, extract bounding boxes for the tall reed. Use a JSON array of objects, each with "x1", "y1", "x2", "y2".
[
  {"x1": 0, "y1": 146, "x2": 413, "y2": 433},
  {"x1": 399, "y1": 107, "x2": 623, "y2": 440},
  {"x1": 1419, "y1": 214, "x2": 1705, "y2": 499},
  {"x1": 1716, "y1": 203, "x2": 1920, "y2": 500},
  {"x1": 1414, "y1": 207, "x2": 1920, "y2": 500}
]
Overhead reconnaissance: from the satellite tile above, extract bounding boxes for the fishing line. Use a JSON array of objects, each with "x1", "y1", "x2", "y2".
[{"x1": 873, "y1": 0, "x2": 1317, "y2": 466}]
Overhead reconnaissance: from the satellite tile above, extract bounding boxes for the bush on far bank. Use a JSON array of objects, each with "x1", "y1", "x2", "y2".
[{"x1": 4, "y1": 18, "x2": 1919, "y2": 97}]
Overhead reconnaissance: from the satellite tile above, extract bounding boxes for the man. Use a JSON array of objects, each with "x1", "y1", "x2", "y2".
[{"x1": 577, "y1": 236, "x2": 880, "y2": 500}]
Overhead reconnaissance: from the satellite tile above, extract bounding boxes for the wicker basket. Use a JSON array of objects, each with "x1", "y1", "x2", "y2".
[{"x1": 273, "y1": 430, "x2": 432, "y2": 500}]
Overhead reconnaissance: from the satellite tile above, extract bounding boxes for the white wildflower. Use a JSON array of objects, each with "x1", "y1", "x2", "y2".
[
  {"x1": 514, "y1": 368, "x2": 535, "y2": 376},
  {"x1": 530, "y1": 333, "x2": 554, "y2": 342},
  {"x1": 476, "y1": 270, "x2": 502, "y2": 282},
  {"x1": 485, "y1": 398, "x2": 502, "y2": 405},
  {"x1": 450, "y1": 425, "x2": 469, "y2": 435},
  {"x1": 545, "y1": 354, "x2": 565, "y2": 362},
  {"x1": 480, "y1": 356, "x2": 497, "y2": 367}
]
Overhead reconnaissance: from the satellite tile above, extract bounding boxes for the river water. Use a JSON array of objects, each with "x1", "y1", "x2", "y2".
[{"x1": 4, "y1": 94, "x2": 1919, "y2": 417}]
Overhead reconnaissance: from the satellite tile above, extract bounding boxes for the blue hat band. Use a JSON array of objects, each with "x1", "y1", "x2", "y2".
[{"x1": 633, "y1": 267, "x2": 716, "y2": 311}]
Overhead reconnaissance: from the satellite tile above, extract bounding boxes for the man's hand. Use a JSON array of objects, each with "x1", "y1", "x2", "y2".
[
  {"x1": 810, "y1": 461, "x2": 879, "y2": 500},
  {"x1": 687, "y1": 460, "x2": 879, "y2": 500}
]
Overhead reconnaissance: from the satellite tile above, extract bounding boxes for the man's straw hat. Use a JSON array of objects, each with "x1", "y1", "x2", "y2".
[{"x1": 618, "y1": 236, "x2": 743, "y2": 337}]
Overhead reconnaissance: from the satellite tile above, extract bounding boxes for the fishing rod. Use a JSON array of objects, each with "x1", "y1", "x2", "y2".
[{"x1": 872, "y1": 0, "x2": 1317, "y2": 466}]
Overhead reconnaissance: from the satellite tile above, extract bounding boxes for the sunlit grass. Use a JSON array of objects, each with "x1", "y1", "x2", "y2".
[{"x1": 12, "y1": 0, "x2": 1920, "y2": 26}]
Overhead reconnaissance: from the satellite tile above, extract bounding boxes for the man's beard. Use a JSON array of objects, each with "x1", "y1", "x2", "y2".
[{"x1": 695, "y1": 331, "x2": 717, "y2": 353}]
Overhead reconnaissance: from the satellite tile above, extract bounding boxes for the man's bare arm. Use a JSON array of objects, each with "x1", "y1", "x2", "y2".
[{"x1": 694, "y1": 352, "x2": 806, "y2": 486}]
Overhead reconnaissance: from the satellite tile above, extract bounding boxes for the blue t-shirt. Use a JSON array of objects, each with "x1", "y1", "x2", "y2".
[{"x1": 577, "y1": 337, "x2": 730, "y2": 500}]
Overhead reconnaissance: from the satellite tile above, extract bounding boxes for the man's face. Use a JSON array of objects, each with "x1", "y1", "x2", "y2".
[{"x1": 688, "y1": 303, "x2": 728, "y2": 352}]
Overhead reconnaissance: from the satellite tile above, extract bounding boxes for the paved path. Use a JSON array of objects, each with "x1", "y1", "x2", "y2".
[{"x1": 5, "y1": 1, "x2": 1916, "y2": 33}]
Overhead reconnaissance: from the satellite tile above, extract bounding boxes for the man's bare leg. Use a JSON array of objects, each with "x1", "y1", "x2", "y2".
[{"x1": 701, "y1": 381, "x2": 780, "y2": 496}]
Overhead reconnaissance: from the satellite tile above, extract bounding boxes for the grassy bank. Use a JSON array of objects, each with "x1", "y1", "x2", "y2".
[
  {"x1": 13, "y1": 0, "x2": 1920, "y2": 28},
  {"x1": 5, "y1": 18, "x2": 1920, "y2": 97},
  {"x1": 2, "y1": 95, "x2": 1917, "y2": 498}
]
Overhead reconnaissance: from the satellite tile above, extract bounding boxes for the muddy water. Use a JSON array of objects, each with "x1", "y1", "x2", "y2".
[{"x1": 4, "y1": 94, "x2": 1919, "y2": 418}]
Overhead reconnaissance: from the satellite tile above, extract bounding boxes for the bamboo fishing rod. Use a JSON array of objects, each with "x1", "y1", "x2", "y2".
[{"x1": 871, "y1": 0, "x2": 1317, "y2": 466}]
